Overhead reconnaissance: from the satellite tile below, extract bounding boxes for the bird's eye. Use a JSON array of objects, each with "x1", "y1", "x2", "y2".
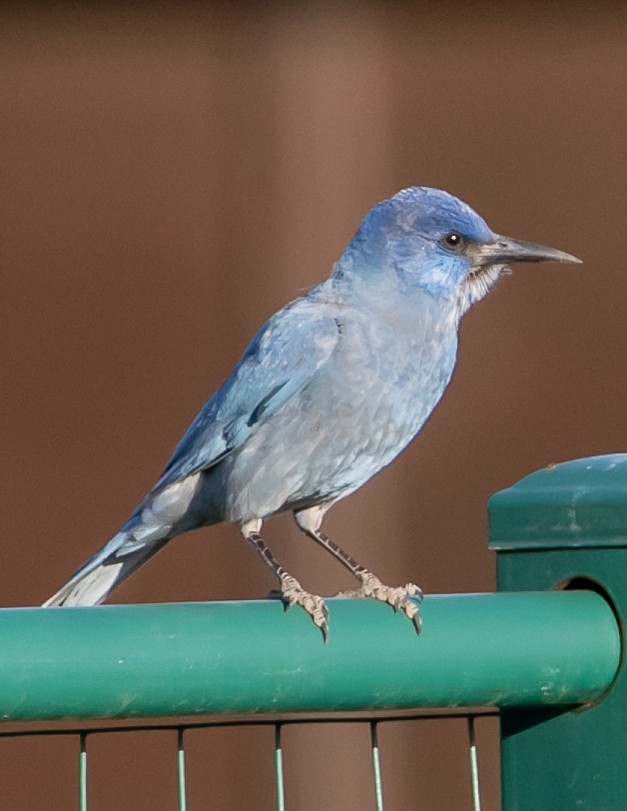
[{"x1": 442, "y1": 232, "x2": 465, "y2": 252}]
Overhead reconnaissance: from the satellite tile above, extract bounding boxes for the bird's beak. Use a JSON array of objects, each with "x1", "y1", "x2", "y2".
[{"x1": 476, "y1": 235, "x2": 582, "y2": 267}]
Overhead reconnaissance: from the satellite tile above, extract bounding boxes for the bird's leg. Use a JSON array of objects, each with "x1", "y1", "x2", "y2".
[
  {"x1": 240, "y1": 519, "x2": 329, "y2": 640},
  {"x1": 294, "y1": 508, "x2": 423, "y2": 634}
]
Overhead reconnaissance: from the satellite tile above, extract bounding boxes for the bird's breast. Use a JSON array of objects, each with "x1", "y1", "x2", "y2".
[{"x1": 224, "y1": 297, "x2": 458, "y2": 521}]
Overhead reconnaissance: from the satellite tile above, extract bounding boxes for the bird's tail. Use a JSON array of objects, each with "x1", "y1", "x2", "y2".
[
  {"x1": 43, "y1": 474, "x2": 202, "y2": 606},
  {"x1": 43, "y1": 516, "x2": 172, "y2": 607}
]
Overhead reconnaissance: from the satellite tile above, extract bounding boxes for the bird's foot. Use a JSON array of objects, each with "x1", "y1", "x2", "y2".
[
  {"x1": 336, "y1": 572, "x2": 423, "y2": 634},
  {"x1": 270, "y1": 574, "x2": 329, "y2": 641}
]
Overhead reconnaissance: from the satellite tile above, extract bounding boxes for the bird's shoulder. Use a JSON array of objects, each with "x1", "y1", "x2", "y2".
[
  {"x1": 155, "y1": 288, "x2": 343, "y2": 486},
  {"x1": 245, "y1": 287, "x2": 343, "y2": 364}
]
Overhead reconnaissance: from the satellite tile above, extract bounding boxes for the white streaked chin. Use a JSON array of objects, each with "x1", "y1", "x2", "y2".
[{"x1": 456, "y1": 264, "x2": 506, "y2": 317}]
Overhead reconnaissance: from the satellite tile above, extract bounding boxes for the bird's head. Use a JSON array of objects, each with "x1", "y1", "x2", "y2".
[{"x1": 335, "y1": 187, "x2": 581, "y2": 316}]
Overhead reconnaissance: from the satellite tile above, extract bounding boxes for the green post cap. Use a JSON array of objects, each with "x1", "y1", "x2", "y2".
[{"x1": 488, "y1": 454, "x2": 627, "y2": 550}]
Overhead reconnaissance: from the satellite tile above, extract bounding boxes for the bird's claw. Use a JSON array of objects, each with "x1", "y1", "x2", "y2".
[
  {"x1": 341, "y1": 572, "x2": 423, "y2": 635},
  {"x1": 272, "y1": 574, "x2": 329, "y2": 641}
]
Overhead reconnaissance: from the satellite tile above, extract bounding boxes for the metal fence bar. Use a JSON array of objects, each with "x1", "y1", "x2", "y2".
[
  {"x1": 0, "y1": 591, "x2": 617, "y2": 722},
  {"x1": 0, "y1": 710, "x2": 499, "y2": 740},
  {"x1": 177, "y1": 728, "x2": 187, "y2": 811},
  {"x1": 274, "y1": 724, "x2": 285, "y2": 811},
  {"x1": 79, "y1": 732, "x2": 87, "y2": 811},
  {"x1": 467, "y1": 716, "x2": 481, "y2": 811},
  {"x1": 370, "y1": 721, "x2": 384, "y2": 811}
]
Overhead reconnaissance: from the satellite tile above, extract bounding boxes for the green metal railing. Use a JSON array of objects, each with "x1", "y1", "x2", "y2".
[
  {"x1": 2, "y1": 454, "x2": 627, "y2": 809},
  {"x1": 0, "y1": 590, "x2": 618, "y2": 720}
]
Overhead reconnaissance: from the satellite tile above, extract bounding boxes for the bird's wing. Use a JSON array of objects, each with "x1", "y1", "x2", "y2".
[{"x1": 156, "y1": 299, "x2": 341, "y2": 486}]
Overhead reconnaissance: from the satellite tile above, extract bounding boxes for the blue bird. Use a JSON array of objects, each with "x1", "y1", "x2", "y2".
[{"x1": 44, "y1": 187, "x2": 580, "y2": 637}]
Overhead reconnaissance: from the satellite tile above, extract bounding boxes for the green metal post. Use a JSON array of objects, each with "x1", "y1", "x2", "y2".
[{"x1": 489, "y1": 454, "x2": 627, "y2": 810}]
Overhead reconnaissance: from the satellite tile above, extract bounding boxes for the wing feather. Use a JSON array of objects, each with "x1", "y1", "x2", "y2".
[{"x1": 155, "y1": 299, "x2": 340, "y2": 487}]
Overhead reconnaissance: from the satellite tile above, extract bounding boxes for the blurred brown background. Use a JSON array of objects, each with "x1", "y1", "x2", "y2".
[{"x1": 2, "y1": 1, "x2": 627, "y2": 808}]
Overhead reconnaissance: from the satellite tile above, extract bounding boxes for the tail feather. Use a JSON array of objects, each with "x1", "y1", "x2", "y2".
[
  {"x1": 43, "y1": 522, "x2": 172, "y2": 607},
  {"x1": 43, "y1": 560, "x2": 125, "y2": 607},
  {"x1": 44, "y1": 473, "x2": 204, "y2": 607}
]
